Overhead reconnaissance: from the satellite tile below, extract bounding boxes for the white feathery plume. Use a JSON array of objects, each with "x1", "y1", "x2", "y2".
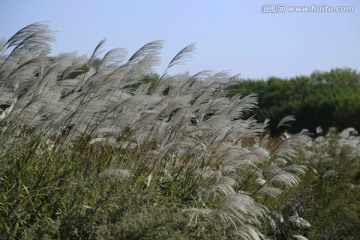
[
  {"x1": 209, "y1": 175, "x2": 236, "y2": 195},
  {"x1": 277, "y1": 115, "x2": 296, "y2": 128},
  {"x1": 217, "y1": 192, "x2": 266, "y2": 228},
  {"x1": 293, "y1": 235, "x2": 309, "y2": 240},
  {"x1": 234, "y1": 224, "x2": 265, "y2": 240},
  {"x1": 289, "y1": 214, "x2": 311, "y2": 228},
  {"x1": 100, "y1": 47, "x2": 127, "y2": 68}
]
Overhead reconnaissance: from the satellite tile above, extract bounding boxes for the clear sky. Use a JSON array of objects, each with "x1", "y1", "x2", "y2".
[{"x1": 1, "y1": 0, "x2": 359, "y2": 79}]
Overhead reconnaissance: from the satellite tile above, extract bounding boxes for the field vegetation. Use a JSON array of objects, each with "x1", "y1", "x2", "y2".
[{"x1": 0, "y1": 23, "x2": 359, "y2": 239}]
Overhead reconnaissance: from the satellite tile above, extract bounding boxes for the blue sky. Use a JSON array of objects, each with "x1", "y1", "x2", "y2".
[{"x1": 1, "y1": 0, "x2": 359, "y2": 79}]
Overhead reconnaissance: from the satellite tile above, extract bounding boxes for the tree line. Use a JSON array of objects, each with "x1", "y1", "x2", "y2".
[{"x1": 228, "y1": 68, "x2": 360, "y2": 135}]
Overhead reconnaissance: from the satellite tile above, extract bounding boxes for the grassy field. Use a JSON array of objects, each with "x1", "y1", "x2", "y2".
[{"x1": 0, "y1": 23, "x2": 359, "y2": 239}]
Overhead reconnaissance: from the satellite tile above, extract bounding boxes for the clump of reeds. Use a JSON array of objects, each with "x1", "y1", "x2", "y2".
[{"x1": 0, "y1": 23, "x2": 311, "y2": 239}]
